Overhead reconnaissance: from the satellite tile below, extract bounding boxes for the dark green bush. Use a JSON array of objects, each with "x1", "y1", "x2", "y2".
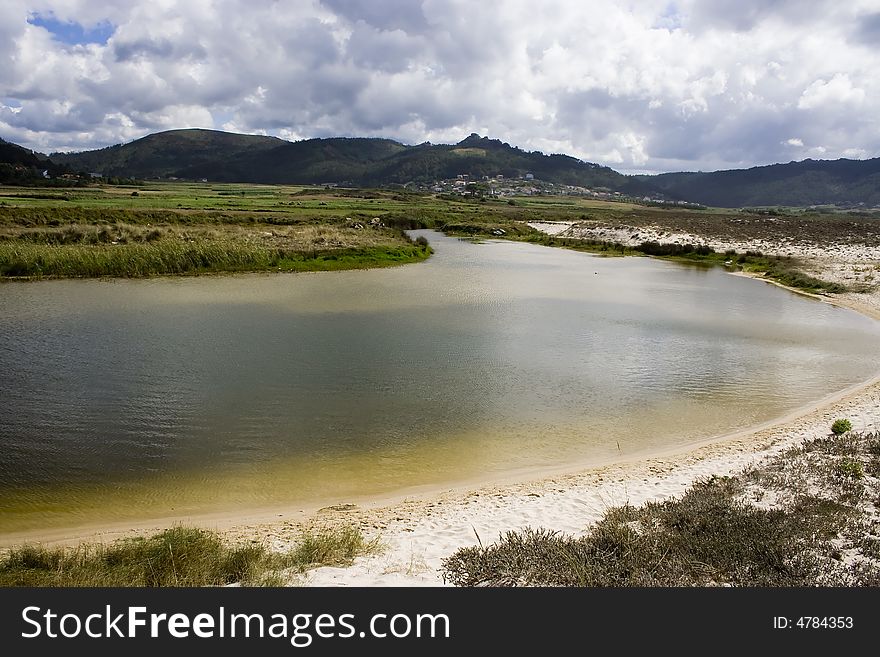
[{"x1": 832, "y1": 419, "x2": 853, "y2": 435}]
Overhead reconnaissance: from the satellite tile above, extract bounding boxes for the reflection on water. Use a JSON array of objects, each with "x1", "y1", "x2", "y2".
[{"x1": 2, "y1": 230, "x2": 880, "y2": 534}]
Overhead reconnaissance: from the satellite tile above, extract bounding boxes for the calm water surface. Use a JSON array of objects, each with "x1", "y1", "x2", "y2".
[{"x1": 2, "y1": 230, "x2": 880, "y2": 534}]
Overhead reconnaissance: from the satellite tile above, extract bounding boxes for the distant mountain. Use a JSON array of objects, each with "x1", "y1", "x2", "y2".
[
  {"x1": 174, "y1": 135, "x2": 409, "y2": 184},
  {"x1": 50, "y1": 128, "x2": 286, "y2": 178},
  {"x1": 48, "y1": 129, "x2": 659, "y2": 195},
  {"x1": 0, "y1": 137, "x2": 68, "y2": 182},
  {"x1": 7, "y1": 129, "x2": 880, "y2": 207},
  {"x1": 361, "y1": 134, "x2": 656, "y2": 195},
  {"x1": 0, "y1": 137, "x2": 47, "y2": 167},
  {"x1": 641, "y1": 158, "x2": 880, "y2": 208}
]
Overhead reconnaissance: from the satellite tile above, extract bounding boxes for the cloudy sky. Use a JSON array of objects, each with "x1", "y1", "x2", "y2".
[{"x1": 1, "y1": 0, "x2": 878, "y2": 173}]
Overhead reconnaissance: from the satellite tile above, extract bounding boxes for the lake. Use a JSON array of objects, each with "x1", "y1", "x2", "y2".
[{"x1": 2, "y1": 230, "x2": 879, "y2": 536}]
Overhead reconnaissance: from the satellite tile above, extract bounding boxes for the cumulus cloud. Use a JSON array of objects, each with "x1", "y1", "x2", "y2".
[
  {"x1": 1, "y1": 0, "x2": 878, "y2": 172},
  {"x1": 798, "y1": 74, "x2": 866, "y2": 109}
]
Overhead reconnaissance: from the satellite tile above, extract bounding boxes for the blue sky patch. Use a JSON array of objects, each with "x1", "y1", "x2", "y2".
[
  {"x1": 653, "y1": 3, "x2": 682, "y2": 30},
  {"x1": 28, "y1": 13, "x2": 115, "y2": 45}
]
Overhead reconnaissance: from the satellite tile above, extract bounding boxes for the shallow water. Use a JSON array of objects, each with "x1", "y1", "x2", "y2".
[{"x1": 2, "y1": 230, "x2": 880, "y2": 534}]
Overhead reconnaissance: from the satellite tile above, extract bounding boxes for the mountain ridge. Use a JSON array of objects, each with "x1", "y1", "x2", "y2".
[
  {"x1": 0, "y1": 136, "x2": 70, "y2": 182},
  {"x1": 640, "y1": 157, "x2": 880, "y2": 208},
  {"x1": 51, "y1": 128, "x2": 649, "y2": 194},
  {"x1": 2, "y1": 129, "x2": 877, "y2": 207}
]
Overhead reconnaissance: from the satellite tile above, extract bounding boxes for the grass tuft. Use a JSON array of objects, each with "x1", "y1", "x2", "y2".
[
  {"x1": 0, "y1": 525, "x2": 380, "y2": 587},
  {"x1": 288, "y1": 525, "x2": 383, "y2": 571}
]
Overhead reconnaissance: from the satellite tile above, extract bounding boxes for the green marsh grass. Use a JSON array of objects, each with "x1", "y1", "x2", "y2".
[
  {"x1": 0, "y1": 181, "x2": 868, "y2": 291},
  {"x1": 0, "y1": 222, "x2": 431, "y2": 278},
  {"x1": 0, "y1": 525, "x2": 381, "y2": 587}
]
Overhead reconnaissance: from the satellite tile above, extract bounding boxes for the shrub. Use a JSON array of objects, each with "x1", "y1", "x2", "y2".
[
  {"x1": 836, "y1": 459, "x2": 864, "y2": 480},
  {"x1": 832, "y1": 419, "x2": 853, "y2": 435}
]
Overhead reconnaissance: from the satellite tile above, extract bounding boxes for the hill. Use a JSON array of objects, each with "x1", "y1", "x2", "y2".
[
  {"x1": 8, "y1": 129, "x2": 880, "y2": 207},
  {"x1": 360, "y1": 134, "x2": 633, "y2": 188},
  {"x1": 0, "y1": 137, "x2": 69, "y2": 183},
  {"x1": 48, "y1": 129, "x2": 659, "y2": 195},
  {"x1": 0, "y1": 138, "x2": 47, "y2": 168},
  {"x1": 642, "y1": 158, "x2": 880, "y2": 208},
  {"x1": 50, "y1": 128, "x2": 286, "y2": 179},
  {"x1": 175, "y1": 135, "x2": 408, "y2": 184}
]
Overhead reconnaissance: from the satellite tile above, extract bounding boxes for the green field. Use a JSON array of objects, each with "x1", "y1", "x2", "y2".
[
  {"x1": 0, "y1": 181, "x2": 873, "y2": 289},
  {"x1": 0, "y1": 183, "x2": 440, "y2": 278}
]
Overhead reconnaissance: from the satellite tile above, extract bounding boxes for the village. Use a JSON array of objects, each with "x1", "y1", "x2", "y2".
[{"x1": 411, "y1": 172, "x2": 706, "y2": 209}]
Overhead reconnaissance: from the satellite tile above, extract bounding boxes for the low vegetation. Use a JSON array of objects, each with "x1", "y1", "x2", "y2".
[
  {"x1": 1, "y1": 181, "x2": 874, "y2": 289},
  {"x1": 289, "y1": 525, "x2": 382, "y2": 570},
  {"x1": 524, "y1": 232, "x2": 848, "y2": 294},
  {"x1": 442, "y1": 431, "x2": 880, "y2": 586},
  {"x1": 0, "y1": 524, "x2": 381, "y2": 587},
  {"x1": 832, "y1": 418, "x2": 854, "y2": 435},
  {"x1": 0, "y1": 218, "x2": 431, "y2": 278},
  {"x1": 740, "y1": 254, "x2": 848, "y2": 294}
]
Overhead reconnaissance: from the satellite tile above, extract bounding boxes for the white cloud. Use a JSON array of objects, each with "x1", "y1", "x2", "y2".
[
  {"x1": 678, "y1": 97, "x2": 708, "y2": 117},
  {"x1": 0, "y1": 0, "x2": 878, "y2": 172},
  {"x1": 797, "y1": 74, "x2": 866, "y2": 110}
]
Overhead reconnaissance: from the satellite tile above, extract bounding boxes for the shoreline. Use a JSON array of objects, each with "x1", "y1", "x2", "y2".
[
  {"x1": 4, "y1": 351, "x2": 878, "y2": 553},
  {"x1": 730, "y1": 270, "x2": 880, "y2": 321},
  {"x1": 279, "y1": 354, "x2": 880, "y2": 585},
  {"x1": 285, "y1": 255, "x2": 880, "y2": 585},
  {"x1": 3, "y1": 235, "x2": 879, "y2": 586}
]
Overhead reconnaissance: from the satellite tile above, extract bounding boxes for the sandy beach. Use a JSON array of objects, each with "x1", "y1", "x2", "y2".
[
  {"x1": 4, "y1": 221, "x2": 879, "y2": 587},
  {"x1": 267, "y1": 375, "x2": 880, "y2": 586}
]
